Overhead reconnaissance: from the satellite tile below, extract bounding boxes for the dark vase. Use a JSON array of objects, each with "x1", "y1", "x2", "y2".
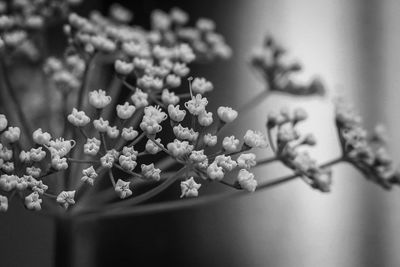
[{"x1": 53, "y1": 195, "x2": 255, "y2": 267}]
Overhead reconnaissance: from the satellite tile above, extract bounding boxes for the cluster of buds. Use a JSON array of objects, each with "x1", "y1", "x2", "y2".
[
  {"x1": 250, "y1": 35, "x2": 325, "y2": 96},
  {"x1": 335, "y1": 101, "x2": 400, "y2": 189},
  {"x1": 266, "y1": 108, "x2": 332, "y2": 192},
  {"x1": 0, "y1": 0, "x2": 82, "y2": 60}
]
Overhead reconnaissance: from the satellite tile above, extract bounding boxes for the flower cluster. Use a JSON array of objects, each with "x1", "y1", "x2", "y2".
[
  {"x1": 266, "y1": 108, "x2": 332, "y2": 192},
  {"x1": 0, "y1": 2, "x2": 398, "y2": 219},
  {"x1": 250, "y1": 35, "x2": 325, "y2": 96},
  {"x1": 0, "y1": 0, "x2": 81, "y2": 61},
  {"x1": 335, "y1": 101, "x2": 400, "y2": 189}
]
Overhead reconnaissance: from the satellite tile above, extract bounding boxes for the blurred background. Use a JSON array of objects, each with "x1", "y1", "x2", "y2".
[{"x1": 1, "y1": 0, "x2": 400, "y2": 266}]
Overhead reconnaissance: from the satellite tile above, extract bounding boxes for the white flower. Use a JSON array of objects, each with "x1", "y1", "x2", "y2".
[
  {"x1": 83, "y1": 137, "x2": 101, "y2": 156},
  {"x1": 0, "y1": 174, "x2": 17, "y2": 191},
  {"x1": 237, "y1": 153, "x2": 257, "y2": 169},
  {"x1": 107, "y1": 126, "x2": 120, "y2": 139},
  {"x1": 121, "y1": 127, "x2": 139, "y2": 141},
  {"x1": 131, "y1": 89, "x2": 149, "y2": 108},
  {"x1": 0, "y1": 114, "x2": 8, "y2": 131},
  {"x1": 237, "y1": 169, "x2": 257, "y2": 192},
  {"x1": 0, "y1": 195, "x2": 8, "y2": 212},
  {"x1": 173, "y1": 124, "x2": 198, "y2": 142},
  {"x1": 101, "y1": 152, "x2": 115, "y2": 168},
  {"x1": 110, "y1": 3, "x2": 133, "y2": 22},
  {"x1": 29, "y1": 147, "x2": 46, "y2": 162},
  {"x1": 26, "y1": 166, "x2": 41, "y2": 178},
  {"x1": 81, "y1": 166, "x2": 98, "y2": 185},
  {"x1": 51, "y1": 155, "x2": 69, "y2": 170},
  {"x1": 119, "y1": 155, "x2": 137, "y2": 171},
  {"x1": 222, "y1": 136, "x2": 240, "y2": 153},
  {"x1": 144, "y1": 106, "x2": 168, "y2": 123},
  {"x1": 19, "y1": 150, "x2": 31, "y2": 163},
  {"x1": 196, "y1": 18, "x2": 216, "y2": 31},
  {"x1": 90, "y1": 35, "x2": 116, "y2": 53},
  {"x1": 56, "y1": 191, "x2": 76, "y2": 209},
  {"x1": 214, "y1": 155, "x2": 237, "y2": 172},
  {"x1": 173, "y1": 62, "x2": 190, "y2": 77},
  {"x1": 114, "y1": 59, "x2": 134, "y2": 75},
  {"x1": 198, "y1": 110, "x2": 213, "y2": 126},
  {"x1": 170, "y1": 7, "x2": 189, "y2": 25},
  {"x1": 176, "y1": 43, "x2": 196, "y2": 63},
  {"x1": 67, "y1": 108, "x2": 90, "y2": 127},
  {"x1": 217, "y1": 107, "x2": 238, "y2": 123},
  {"x1": 277, "y1": 124, "x2": 298, "y2": 143},
  {"x1": 47, "y1": 138, "x2": 75, "y2": 157},
  {"x1": 203, "y1": 133, "x2": 217, "y2": 147},
  {"x1": 1, "y1": 162, "x2": 14, "y2": 173},
  {"x1": 192, "y1": 77, "x2": 213, "y2": 94},
  {"x1": 168, "y1": 104, "x2": 186, "y2": 122},
  {"x1": 88, "y1": 89, "x2": 111, "y2": 109},
  {"x1": 180, "y1": 177, "x2": 201, "y2": 198},
  {"x1": 0, "y1": 145, "x2": 12, "y2": 161},
  {"x1": 293, "y1": 108, "x2": 308, "y2": 122},
  {"x1": 167, "y1": 139, "x2": 194, "y2": 158},
  {"x1": 151, "y1": 9, "x2": 171, "y2": 31},
  {"x1": 116, "y1": 102, "x2": 136, "y2": 120},
  {"x1": 93, "y1": 117, "x2": 109, "y2": 132},
  {"x1": 32, "y1": 128, "x2": 51, "y2": 145},
  {"x1": 16, "y1": 176, "x2": 28, "y2": 190},
  {"x1": 25, "y1": 192, "x2": 42, "y2": 211},
  {"x1": 138, "y1": 75, "x2": 163, "y2": 91},
  {"x1": 3, "y1": 127, "x2": 20, "y2": 142},
  {"x1": 185, "y1": 94, "x2": 208, "y2": 115},
  {"x1": 165, "y1": 74, "x2": 181, "y2": 88},
  {"x1": 189, "y1": 150, "x2": 207, "y2": 163},
  {"x1": 141, "y1": 163, "x2": 161, "y2": 181},
  {"x1": 31, "y1": 180, "x2": 48, "y2": 195},
  {"x1": 115, "y1": 179, "x2": 132, "y2": 199},
  {"x1": 146, "y1": 138, "x2": 163, "y2": 154},
  {"x1": 161, "y1": 89, "x2": 180, "y2": 105},
  {"x1": 243, "y1": 130, "x2": 268, "y2": 148},
  {"x1": 140, "y1": 117, "x2": 162, "y2": 135},
  {"x1": 207, "y1": 162, "x2": 224, "y2": 180}
]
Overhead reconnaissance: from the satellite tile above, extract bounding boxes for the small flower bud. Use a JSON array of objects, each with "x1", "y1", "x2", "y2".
[
  {"x1": 180, "y1": 177, "x2": 201, "y2": 198},
  {"x1": 88, "y1": 89, "x2": 111, "y2": 109},
  {"x1": 217, "y1": 107, "x2": 238, "y2": 123},
  {"x1": 115, "y1": 179, "x2": 132, "y2": 199}
]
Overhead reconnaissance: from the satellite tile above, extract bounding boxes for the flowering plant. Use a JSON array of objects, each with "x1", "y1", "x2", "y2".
[{"x1": 0, "y1": 0, "x2": 399, "y2": 221}]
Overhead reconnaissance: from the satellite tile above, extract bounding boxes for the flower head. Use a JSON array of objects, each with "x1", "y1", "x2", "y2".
[
  {"x1": 56, "y1": 191, "x2": 76, "y2": 209},
  {"x1": 115, "y1": 179, "x2": 132, "y2": 199},
  {"x1": 180, "y1": 177, "x2": 201, "y2": 198},
  {"x1": 25, "y1": 192, "x2": 42, "y2": 211},
  {"x1": 88, "y1": 89, "x2": 112, "y2": 109},
  {"x1": 237, "y1": 169, "x2": 257, "y2": 192}
]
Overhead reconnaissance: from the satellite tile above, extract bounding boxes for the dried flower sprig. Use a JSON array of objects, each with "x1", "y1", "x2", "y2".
[{"x1": 0, "y1": 2, "x2": 398, "y2": 219}]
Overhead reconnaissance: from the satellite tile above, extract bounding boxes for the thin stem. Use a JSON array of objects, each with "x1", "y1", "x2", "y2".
[
  {"x1": 0, "y1": 58, "x2": 33, "y2": 143},
  {"x1": 113, "y1": 163, "x2": 142, "y2": 178},
  {"x1": 67, "y1": 158, "x2": 99, "y2": 164},
  {"x1": 147, "y1": 135, "x2": 171, "y2": 156},
  {"x1": 80, "y1": 158, "x2": 346, "y2": 219},
  {"x1": 256, "y1": 156, "x2": 279, "y2": 166},
  {"x1": 77, "y1": 54, "x2": 96, "y2": 110},
  {"x1": 96, "y1": 166, "x2": 187, "y2": 212},
  {"x1": 267, "y1": 128, "x2": 276, "y2": 152},
  {"x1": 108, "y1": 169, "x2": 116, "y2": 187},
  {"x1": 78, "y1": 127, "x2": 89, "y2": 139},
  {"x1": 127, "y1": 132, "x2": 146, "y2": 148}
]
